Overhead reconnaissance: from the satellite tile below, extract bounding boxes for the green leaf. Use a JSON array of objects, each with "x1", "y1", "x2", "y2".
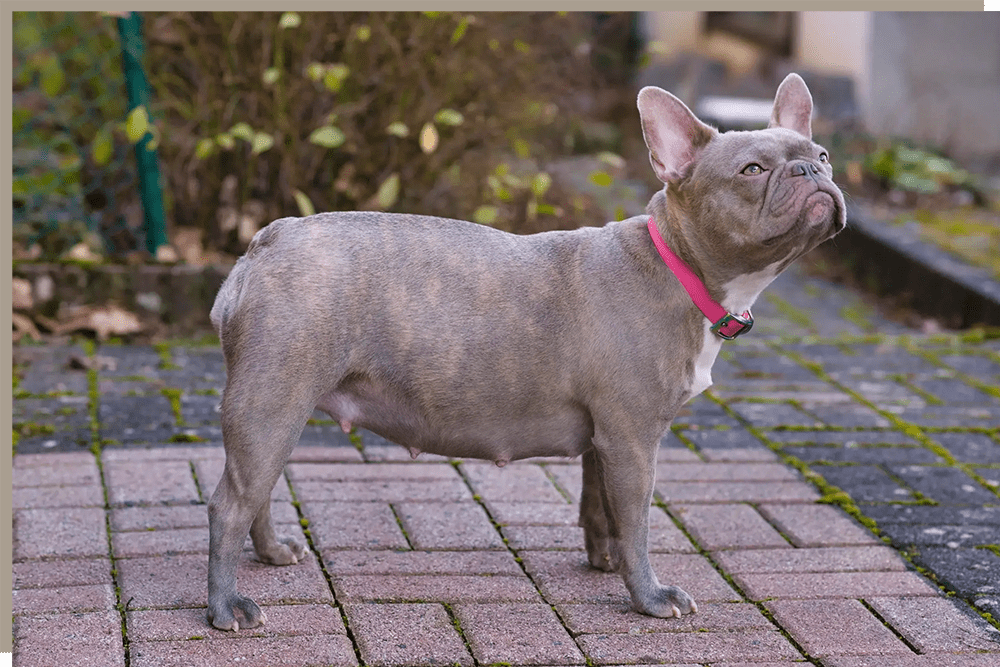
[
  {"x1": 229, "y1": 122, "x2": 253, "y2": 141},
  {"x1": 513, "y1": 138, "x2": 531, "y2": 159},
  {"x1": 423, "y1": 11, "x2": 441, "y2": 17},
  {"x1": 125, "y1": 106, "x2": 149, "y2": 144},
  {"x1": 375, "y1": 173, "x2": 401, "y2": 209},
  {"x1": 355, "y1": 25, "x2": 371, "y2": 42},
  {"x1": 215, "y1": 133, "x2": 235, "y2": 150},
  {"x1": 306, "y1": 62, "x2": 325, "y2": 81},
  {"x1": 589, "y1": 170, "x2": 613, "y2": 188},
  {"x1": 323, "y1": 64, "x2": 349, "y2": 92},
  {"x1": 12, "y1": 107, "x2": 30, "y2": 133},
  {"x1": 194, "y1": 138, "x2": 216, "y2": 160},
  {"x1": 531, "y1": 173, "x2": 552, "y2": 198},
  {"x1": 451, "y1": 17, "x2": 469, "y2": 45},
  {"x1": 14, "y1": 20, "x2": 42, "y2": 51},
  {"x1": 308, "y1": 126, "x2": 346, "y2": 149},
  {"x1": 386, "y1": 122, "x2": 409, "y2": 138},
  {"x1": 262, "y1": 67, "x2": 280, "y2": 86},
  {"x1": 293, "y1": 189, "x2": 315, "y2": 217},
  {"x1": 251, "y1": 131, "x2": 274, "y2": 155},
  {"x1": 279, "y1": 12, "x2": 301, "y2": 29},
  {"x1": 473, "y1": 205, "x2": 499, "y2": 225},
  {"x1": 433, "y1": 109, "x2": 464, "y2": 127},
  {"x1": 419, "y1": 123, "x2": 438, "y2": 154},
  {"x1": 537, "y1": 203, "x2": 558, "y2": 216},
  {"x1": 39, "y1": 55, "x2": 65, "y2": 97},
  {"x1": 514, "y1": 40, "x2": 530, "y2": 54}
]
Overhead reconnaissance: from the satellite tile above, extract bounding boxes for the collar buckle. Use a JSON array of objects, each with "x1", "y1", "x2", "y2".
[{"x1": 711, "y1": 310, "x2": 754, "y2": 340}]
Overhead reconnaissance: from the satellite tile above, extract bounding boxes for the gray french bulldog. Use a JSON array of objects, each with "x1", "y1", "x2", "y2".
[{"x1": 206, "y1": 72, "x2": 845, "y2": 630}]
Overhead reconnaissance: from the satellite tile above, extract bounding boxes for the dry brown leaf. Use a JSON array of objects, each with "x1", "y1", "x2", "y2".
[{"x1": 13, "y1": 278, "x2": 33, "y2": 310}]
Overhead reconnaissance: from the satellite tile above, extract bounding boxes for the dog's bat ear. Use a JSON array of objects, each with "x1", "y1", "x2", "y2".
[
  {"x1": 637, "y1": 86, "x2": 717, "y2": 184},
  {"x1": 769, "y1": 73, "x2": 813, "y2": 140}
]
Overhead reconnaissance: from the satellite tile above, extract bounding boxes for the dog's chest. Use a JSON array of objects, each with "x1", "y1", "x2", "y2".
[{"x1": 687, "y1": 321, "x2": 723, "y2": 400}]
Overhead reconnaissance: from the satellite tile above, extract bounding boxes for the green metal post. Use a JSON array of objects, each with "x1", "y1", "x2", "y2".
[{"x1": 117, "y1": 12, "x2": 168, "y2": 255}]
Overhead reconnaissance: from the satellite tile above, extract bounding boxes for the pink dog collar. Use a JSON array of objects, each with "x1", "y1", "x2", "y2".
[{"x1": 647, "y1": 217, "x2": 753, "y2": 340}]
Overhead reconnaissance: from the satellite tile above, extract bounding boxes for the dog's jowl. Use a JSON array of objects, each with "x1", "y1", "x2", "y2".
[{"x1": 206, "y1": 73, "x2": 845, "y2": 631}]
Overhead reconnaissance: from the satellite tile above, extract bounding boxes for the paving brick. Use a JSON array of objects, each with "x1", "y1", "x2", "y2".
[
  {"x1": 127, "y1": 604, "x2": 347, "y2": 641},
  {"x1": 766, "y1": 598, "x2": 911, "y2": 657},
  {"x1": 713, "y1": 546, "x2": 907, "y2": 574},
  {"x1": 657, "y1": 447, "x2": 704, "y2": 462},
  {"x1": 129, "y1": 635, "x2": 357, "y2": 667},
  {"x1": 461, "y1": 462, "x2": 567, "y2": 503},
  {"x1": 321, "y1": 549, "x2": 523, "y2": 576},
  {"x1": 111, "y1": 522, "x2": 309, "y2": 558},
  {"x1": 14, "y1": 451, "x2": 98, "y2": 468},
  {"x1": 346, "y1": 603, "x2": 473, "y2": 666},
  {"x1": 287, "y1": 461, "x2": 460, "y2": 482},
  {"x1": 101, "y1": 445, "x2": 225, "y2": 462},
  {"x1": 287, "y1": 445, "x2": 364, "y2": 462},
  {"x1": 757, "y1": 503, "x2": 881, "y2": 547},
  {"x1": 502, "y1": 524, "x2": 585, "y2": 550},
  {"x1": 12, "y1": 460, "x2": 101, "y2": 487},
  {"x1": 672, "y1": 504, "x2": 790, "y2": 550},
  {"x1": 577, "y1": 629, "x2": 802, "y2": 665},
  {"x1": 13, "y1": 484, "x2": 106, "y2": 509},
  {"x1": 294, "y1": 479, "x2": 472, "y2": 502},
  {"x1": 13, "y1": 507, "x2": 108, "y2": 560},
  {"x1": 104, "y1": 459, "x2": 200, "y2": 506},
  {"x1": 13, "y1": 557, "x2": 113, "y2": 589},
  {"x1": 118, "y1": 553, "x2": 332, "y2": 609},
  {"x1": 700, "y1": 447, "x2": 780, "y2": 462},
  {"x1": 454, "y1": 603, "x2": 585, "y2": 665},
  {"x1": 734, "y1": 571, "x2": 939, "y2": 601},
  {"x1": 487, "y1": 501, "x2": 580, "y2": 525},
  {"x1": 556, "y1": 601, "x2": 771, "y2": 635},
  {"x1": 13, "y1": 610, "x2": 125, "y2": 667},
  {"x1": 821, "y1": 655, "x2": 1000, "y2": 667},
  {"x1": 13, "y1": 584, "x2": 117, "y2": 615},
  {"x1": 545, "y1": 464, "x2": 584, "y2": 501},
  {"x1": 657, "y1": 480, "x2": 820, "y2": 503},
  {"x1": 395, "y1": 501, "x2": 505, "y2": 550},
  {"x1": 866, "y1": 596, "x2": 1000, "y2": 653},
  {"x1": 728, "y1": 401, "x2": 823, "y2": 428},
  {"x1": 332, "y1": 574, "x2": 542, "y2": 604},
  {"x1": 520, "y1": 551, "x2": 739, "y2": 604},
  {"x1": 656, "y1": 462, "x2": 799, "y2": 482},
  {"x1": 302, "y1": 501, "x2": 409, "y2": 550}
]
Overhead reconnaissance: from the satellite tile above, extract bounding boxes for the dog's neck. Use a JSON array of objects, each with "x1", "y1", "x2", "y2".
[{"x1": 646, "y1": 189, "x2": 782, "y2": 317}]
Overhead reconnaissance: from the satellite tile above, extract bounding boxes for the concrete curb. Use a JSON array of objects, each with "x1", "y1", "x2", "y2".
[{"x1": 830, "y1": 203, "x2": 1000, "y2": 328}]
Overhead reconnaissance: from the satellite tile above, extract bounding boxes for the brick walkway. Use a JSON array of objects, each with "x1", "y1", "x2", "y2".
[{"x1": 12, "y1": 262, "x2": 1000, "y2": 666}]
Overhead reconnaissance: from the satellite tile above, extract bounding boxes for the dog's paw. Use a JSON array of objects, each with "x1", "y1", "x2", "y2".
[
  {"x1": 207, "y1": 593, "x2": 267, "y2": 631},
  {"x1": 634, "y1": 585, "x2": 698, "y2": 618},
  {"x1": 256, "y1": 537, "x2": 308, "y2": 566}
]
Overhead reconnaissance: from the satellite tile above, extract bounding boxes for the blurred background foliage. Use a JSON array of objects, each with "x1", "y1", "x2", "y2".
[
  {"x1": 13, "y1": 11, "x2": 139, "y2": 259},
  {"x1": 14, "y1": 11, "x2": 638, "y2": 262}
]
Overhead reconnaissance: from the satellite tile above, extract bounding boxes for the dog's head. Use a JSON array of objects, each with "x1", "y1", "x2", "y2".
[{"x1": 638, "y1": 73, "x2": 846, "y2": 282}]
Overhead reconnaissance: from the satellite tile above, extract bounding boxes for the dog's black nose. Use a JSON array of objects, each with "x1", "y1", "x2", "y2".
[{"x1": 790, "y1": 161, "x2": 820, "y2": 179}]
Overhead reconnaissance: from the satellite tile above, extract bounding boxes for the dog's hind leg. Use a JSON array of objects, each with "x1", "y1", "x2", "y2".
[
  {"x1": 580, "y1": 448, "x2": 617, "y2": 572},
  {"x1": 207, "y1": 382, "x2": 312, "y2": 631}
]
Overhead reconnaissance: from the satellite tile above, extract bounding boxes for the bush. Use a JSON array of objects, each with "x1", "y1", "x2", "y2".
[{"x1": 145, "y1": 11, "x2": 602, "y2": 252}]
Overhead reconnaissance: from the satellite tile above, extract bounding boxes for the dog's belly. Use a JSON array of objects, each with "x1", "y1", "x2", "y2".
[{"x1": 316, "y1": 380, "x2": 594, "y2": 463}]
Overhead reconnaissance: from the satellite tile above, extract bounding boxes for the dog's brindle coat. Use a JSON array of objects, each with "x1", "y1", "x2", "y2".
[{"x1": 207, "y1": 73, "x2": 846, "y2": 630}]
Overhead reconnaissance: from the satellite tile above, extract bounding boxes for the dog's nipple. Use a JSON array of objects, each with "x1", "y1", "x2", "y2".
[
  {"x1": 495, "y1": 458, "x2": 509, "y2": 468},
  {"x1": 339, "y1": 420, "x2": 352, "y2": 433},
  {"x1": 408, "y1": 447, "x2": 421, "y2": 460}
]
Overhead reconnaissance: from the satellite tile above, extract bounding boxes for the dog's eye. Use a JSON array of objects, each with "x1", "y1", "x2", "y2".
[
  {"x1": 742, "y1": 164, "x2": 764, "y2": 175},
  {"x1": 819, "y1": 152, "x2": 829, "y2": 163}
]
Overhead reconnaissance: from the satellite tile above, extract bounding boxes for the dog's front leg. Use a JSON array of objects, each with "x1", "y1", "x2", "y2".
[{"x1": 592, "y1": 430, "x2": 698, "y2": 617}]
